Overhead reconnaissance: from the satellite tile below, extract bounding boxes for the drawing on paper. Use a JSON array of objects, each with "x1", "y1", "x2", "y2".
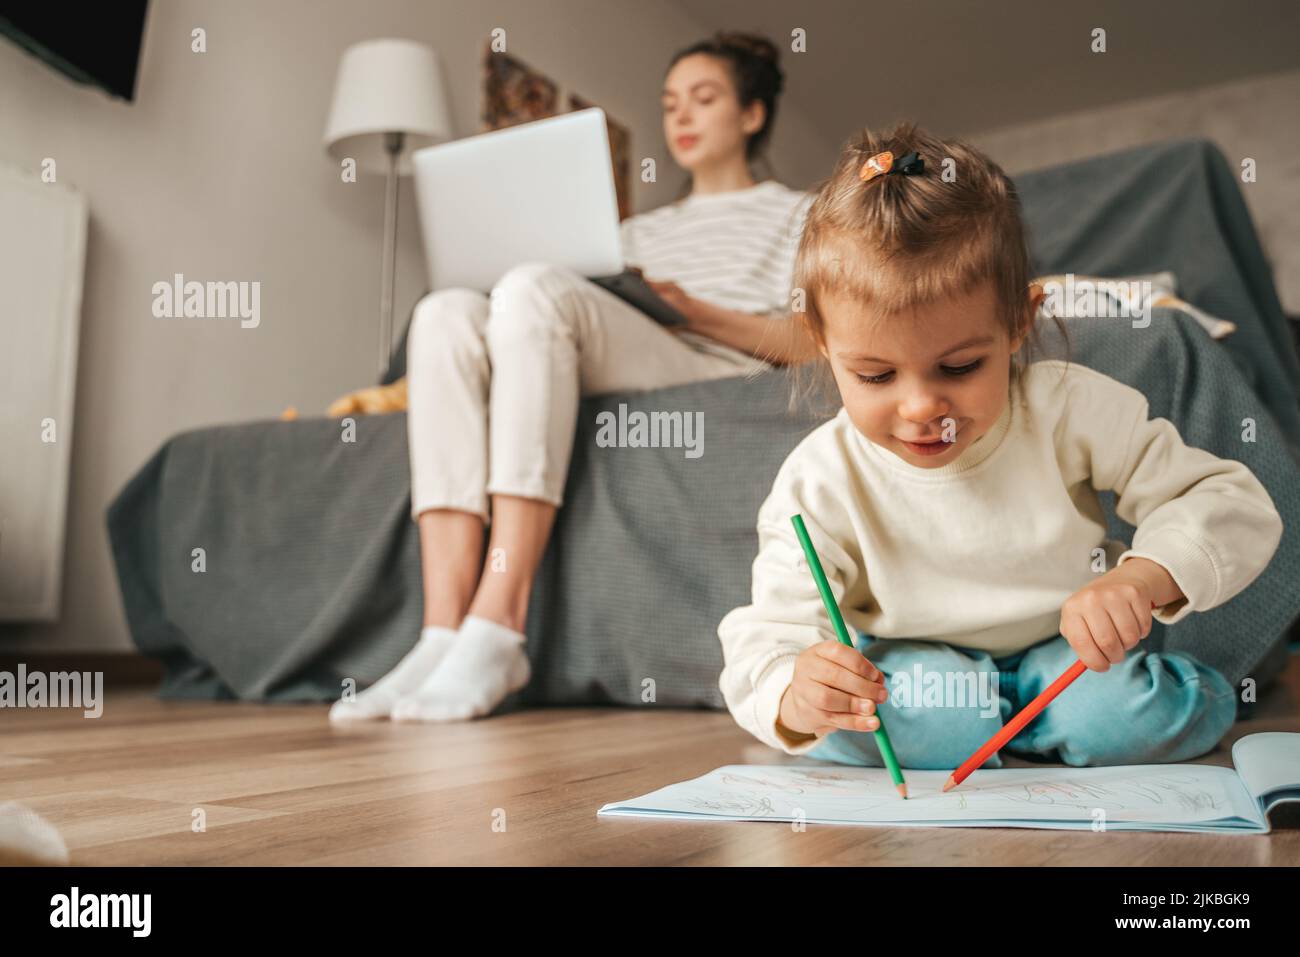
[
  {"x1": 719, "y1": 771, "x2": 809, "y2": 794},
  {"x1": 960, "y1": 773, "x2": 1224, "y2": 813},
  {"x1": 685, "y1": 793, "x2": 778, "y2": 817}
]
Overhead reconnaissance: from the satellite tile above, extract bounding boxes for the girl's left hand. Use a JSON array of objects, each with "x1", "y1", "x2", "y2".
[
  {"x1": 645, "y1": 278, "x2": 708, "y2": 330},
  {"x1": 1059, "y1": 567, "x2": 1156, "y2": 673}
]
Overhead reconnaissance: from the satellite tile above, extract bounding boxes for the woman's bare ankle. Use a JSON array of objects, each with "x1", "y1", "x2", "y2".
[
  {"x1": 421, "y1": 612, "x2": 462, "y2": 630},
  {"x1": 464, "y1": 595, "x2": 527, "y2": 634}
]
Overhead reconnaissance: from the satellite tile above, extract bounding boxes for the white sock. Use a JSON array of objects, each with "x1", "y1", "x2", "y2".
[
  {"x1": 328, "y1": 625, "x2": 458, "y2": 723},
  {"x1": 390, "y1": 615, "x2": 531, "y2": 722}
]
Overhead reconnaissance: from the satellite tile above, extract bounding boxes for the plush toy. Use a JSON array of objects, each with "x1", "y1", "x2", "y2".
[{"x1": 280, "y1": 376, "x2": 409, "y2": 421}]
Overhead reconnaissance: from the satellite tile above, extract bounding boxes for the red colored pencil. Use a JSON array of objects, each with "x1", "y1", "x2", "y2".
[{"x1": 942, "y1": 602, "x2": 1159, "y2": 794}]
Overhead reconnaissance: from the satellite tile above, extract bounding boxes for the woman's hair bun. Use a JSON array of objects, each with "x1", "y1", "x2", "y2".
[
  {"x1": 716, "y1": 31, "x2": 778, "y2": 63},
  {"x1": 715, "y1": 32, "x2": 783, "y2": 93}
]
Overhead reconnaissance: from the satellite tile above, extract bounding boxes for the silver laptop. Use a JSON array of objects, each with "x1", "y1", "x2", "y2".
[{"x1": 411, "y1": 108, "x2": 684, "y2": 325}]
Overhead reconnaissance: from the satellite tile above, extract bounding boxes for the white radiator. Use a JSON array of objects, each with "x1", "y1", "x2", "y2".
[{"x1": 0, "y1": 162, "x2": 87, "y2": 620}]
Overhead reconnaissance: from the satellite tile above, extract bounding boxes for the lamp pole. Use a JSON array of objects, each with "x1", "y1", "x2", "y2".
[{"x1": 378, "y1": 130, "x2": 404, "y2": 379}]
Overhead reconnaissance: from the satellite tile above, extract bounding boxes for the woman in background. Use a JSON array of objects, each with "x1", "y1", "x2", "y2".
[{"x1": 330, "y1": 32, "x2": 817, "y2": 724}]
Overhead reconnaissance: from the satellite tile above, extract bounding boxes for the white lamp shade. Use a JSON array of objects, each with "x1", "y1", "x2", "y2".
[{"x1": 324, "y1": 39, "x2": 453, "y2": 175}]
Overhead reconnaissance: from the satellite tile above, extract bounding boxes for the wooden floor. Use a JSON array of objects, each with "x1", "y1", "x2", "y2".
[{"x1": 3, "y1": 656, "x2": 1297, "y2": 865}]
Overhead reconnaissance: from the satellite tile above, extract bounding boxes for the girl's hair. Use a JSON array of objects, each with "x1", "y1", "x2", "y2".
[
  {"x1": 788, "y1": 121, "x2": 1070, "y2": 415},
  {"x1": 667, "y1": 31, "x2": 784, "y2": 190}
]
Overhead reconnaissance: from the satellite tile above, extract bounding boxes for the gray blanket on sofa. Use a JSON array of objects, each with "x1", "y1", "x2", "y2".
[{"x1": 107, "y1": 138, "x2": 1300, "y2": 707}]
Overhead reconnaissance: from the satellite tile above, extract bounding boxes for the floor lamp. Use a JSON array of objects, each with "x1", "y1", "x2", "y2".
[{"x1": 324, "y1": 39, "x2": 453, "y2": 378}]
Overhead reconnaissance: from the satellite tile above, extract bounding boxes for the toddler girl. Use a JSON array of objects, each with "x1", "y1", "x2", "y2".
[{"x1": 717, "y1": 123, "x2": 1283, "y2": 769}]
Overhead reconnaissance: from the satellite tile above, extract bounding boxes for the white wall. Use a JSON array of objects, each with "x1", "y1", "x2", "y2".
[
  {"x1": 0, "y1": 0, "x2": 833, "y2": 653},
  {"x1": 967, "y1": 67, "x2": 1300, "y2": 314}
]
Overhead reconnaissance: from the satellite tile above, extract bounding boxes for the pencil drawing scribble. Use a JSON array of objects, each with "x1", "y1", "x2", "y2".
[
  {"x1": 961, "y1": 773, "x2": 1222, "y2": 813},
  {"x1": 685, "y1": 794, "x2": 778, "y2": 817}
]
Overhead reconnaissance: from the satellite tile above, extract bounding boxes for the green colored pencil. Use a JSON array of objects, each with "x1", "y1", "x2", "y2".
[{"x1": 791, "y1": 514, "x2": 907, "y2": 798}]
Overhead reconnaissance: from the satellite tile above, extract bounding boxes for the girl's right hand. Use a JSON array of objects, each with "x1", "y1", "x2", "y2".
[{"x1": 778, "y1": 641, "x2": 890, "y2": 738}]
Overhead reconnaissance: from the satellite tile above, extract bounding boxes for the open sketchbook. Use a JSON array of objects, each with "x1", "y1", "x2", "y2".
[{"x1": 598, "y1": 732, "x2": 1300, "y2": 834}]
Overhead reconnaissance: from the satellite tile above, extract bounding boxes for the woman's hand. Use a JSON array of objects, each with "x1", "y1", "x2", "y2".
[
  {"x1": 778, "y1": 641, "x2": 890, "y2": 739},
  {"x1": 644, "y1": 277, "x2": 712, "y2": 330},
  {"x1": 640, "y1": 274, "x2": 817, "y2": 364},
  {"x1": 1059, "y1": 561, "x2": 1173, "y2": 672}
]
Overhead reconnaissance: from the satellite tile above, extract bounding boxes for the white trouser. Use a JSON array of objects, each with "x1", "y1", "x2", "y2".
[{"x1": 406, "y1": 262, "x2": 773, "y2": 522}]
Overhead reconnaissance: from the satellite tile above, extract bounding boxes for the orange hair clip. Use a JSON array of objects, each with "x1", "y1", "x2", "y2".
[
  {"x1": 859, "y1": 150, "x2": 894, "y2": 181},
  {"x1": 859, "y1": 149, "x2": 924, "y2": 183}
]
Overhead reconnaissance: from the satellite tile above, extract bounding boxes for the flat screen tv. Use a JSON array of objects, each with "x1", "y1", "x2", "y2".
[{"x1": 0, "y1": 2, "x2": 149, "y2": 101}]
